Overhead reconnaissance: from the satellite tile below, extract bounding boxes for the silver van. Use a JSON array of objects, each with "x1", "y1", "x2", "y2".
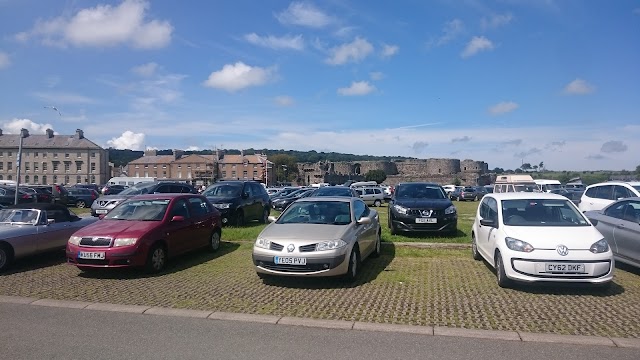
[{"x1": 354, "y1": 186, "x2": 385, "y2": 207}]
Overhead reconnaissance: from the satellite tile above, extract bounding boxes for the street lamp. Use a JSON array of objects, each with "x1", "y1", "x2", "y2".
[{"x1": 15, "y1": 128, "x2": 30, "y2": 205}]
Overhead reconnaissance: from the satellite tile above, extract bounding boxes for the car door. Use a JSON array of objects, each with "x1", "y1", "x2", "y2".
[
  {"x1": 612, "y1": 200, "x2": 640, "y2": 264},
  {"x1": 476, "y1": 196, "x2": 499, "y2": 263},
  {"x1": 353, "y1": 200, "x2": 375, "y2": 255},
  {"x1": 595, "y1": 202, "x2": 625, "y2": 253},
  {"x1": 187, "y1": 197, "x2": 213, "y2": 248},
  {"x1": 164, "y1": 199, "x2": 195, "y2": 256},
  {"x1": 37, "y1": 208, "x2": 79, "y2": 251}
]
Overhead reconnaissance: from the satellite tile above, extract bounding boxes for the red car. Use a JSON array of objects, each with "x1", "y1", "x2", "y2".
[{"x1": 66, "y1": 194, "x2": 222, "y2": 273}]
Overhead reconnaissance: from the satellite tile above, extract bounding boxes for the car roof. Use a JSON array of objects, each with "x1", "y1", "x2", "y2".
[
  {"x1": 5, "y1": 202, "x2": 71, "y2": 211},
  {"x1": 487, "y1": 192, "x2": 569, "y2": 201},
  {"x1": 585, "y1": 181, "x2": 640, "y2": 188},
  {"x1": 297, "y1": 196, "x2": 354, "y2": 203},
  {"x1": 128, "y1": 193, "x2": 200, "y2": 200},
  {"x1": 397, "y1": 182, "x2": 441, "y2": 186}
]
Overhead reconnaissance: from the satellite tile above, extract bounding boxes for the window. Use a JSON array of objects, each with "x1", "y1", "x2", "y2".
[
  {"x1": 76, "y1": 162, "x2": 82, "y2": 171},
  {"x1": 593, "y1": 185, "x2": 613, "y2": 200},
  {"x1": 232, "y1": 164, "x2": 236, "y2": 169},
  {"x1": 222, "y1": 171, "x2": 227, "y2": 178},
  {"x1": 91, "y1": 152, "x2": 96, "y2": 158},
  {"x1": 0, "y1": 163, "x2": 3, "y2": 170},
  {"x1": 178, "y1": 172, "x2": 182, "y2": 178},
  {"x1": 8, "y1": 151, "x2": 12, "y2": 157},
  {"x1": 65, "y1": 153, "x2": 70, "y2": 158},
  {"x1": 34, "y1": 162, "x2": 39, "y2": 172},
  {"x1": 35, "y1": 151, "x2": 39, "y2": 157},
  {"x1": 34, "y1": 175, "x2": 39, "y2": 184},
  {"x1": 178, "y1": 165, "x2": 182, "y2": 169},
  {"x1": 43, "y1": 162, "x2": 48, "y2": 171},
  {"x1": 144, "y1": 171, "x2": 148, "y2": 177},
  {"x1": 243, "y1": 170, "x2": 248, "y2": 178},
  {"x1": 0, "y1": 152, "x2": 3, "y2": 157},
  {"x1": 162, "y1": 165, "x2": 167, "y2": 169},
  {"x1": 25, "y1": 175, "x2": 29, "y2": 183},
  {"x1": 7, "y1": 162, "x2": 12, "y2": 171},
  {"x1": 53, "y1": 175, "x2": 58, "y2": 183},
  {"x1": 231, "y1": 171, "x2": 236, "y2": 178},
  {"x1": 90, "y1": 163, "x2": 96, "y2": 172},
  {"x1": 90, "y1": 175, "x2": 95, "y2": 183},
  {"x1": 188, "y1": 197, "x2": 210, "y2": 217},
  {"x1": 144, "y1": 165, "x2": 148, "y2": 168},
  {"x1": 53, "y1": 153, "x2": 58, "y2": 158},
  {"x1": 76, "y1": 176, "x2": 82, "y2": 184},
  {"x1": 613, "y1": 186, "x2": 633, "y2": 200},
  {"x1": 42, "y1": 175, "x2": 47, "y2": 184},
  {"x1": 7, "y1": 175, "x2": 12, "y2": 180},
  {"x1": 135, "y1": 165, "x2": 139, "y2": 169},
  {"x1": 65, "y1": 175, "x2": 70, "y2": 183},
  {"x1": 353, "y1": 200, "x2": 367, "y2": 220},
  {"x1": 77, "y1": 152, "x2": 81, "y2": 158},
  {"x1": 64, "y1": 162, "x2": 70, "y2": 172},
  {"x1": 25, "y1": 162, "x2": 30, "y2": 171},
  {"x1": 43, "y1": 153, "x2": 47, "y2": 158},
  {"x1": 53, "y1": 162, "x2": 59, "y2": 172},
  {"x1": 135, "y1": 172, "x2": 139, "y2": 177},
  {"x1": 253, "y1": 170, "x2": 258, "y2": 178},
  {"x1": 169, "y1": 199, "x2": 191, "y2": 218}
]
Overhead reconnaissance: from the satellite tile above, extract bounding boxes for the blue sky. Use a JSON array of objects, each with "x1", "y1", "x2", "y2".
[{"x1": 0, "y1": 0, "x2": 639, "y2": 171}]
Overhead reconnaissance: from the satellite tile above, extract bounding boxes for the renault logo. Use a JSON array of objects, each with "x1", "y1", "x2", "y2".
[
  {"x1": 556, "y1": 245, "x2": 569, "y2": 256},
  {"x1": 421, "y1": 210, "x2": 433, "y2": 217},
  {"x1": 287, "y1": 244, "x2": 295, "y2": 253}
]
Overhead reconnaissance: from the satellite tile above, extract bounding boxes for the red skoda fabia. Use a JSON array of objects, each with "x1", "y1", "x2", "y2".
[{"x1": 67, "y1": 194, "x2": 222, "y2": 273}]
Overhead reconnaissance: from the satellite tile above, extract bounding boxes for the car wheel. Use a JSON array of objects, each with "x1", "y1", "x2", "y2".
[
  {"x1": 0, "y1": 243, "x2": 14, "y2": 272},
  {"x1": 259, "y1": 208, "x2": 269, "y2": 224},
  {"x1": 145, "y1": 244, "x2": 167, "y2": 273},
  {"x1": 495, "y1": 251, "x2": 511, "y2": 288},
  {"x1": 474, "y1": 195, "x2": 479, "y2": 201},
  {"x1": 373, "y1": 199, "x2": 382, "y2": 207},
  {"x1": 388, "y1": 213, "x2": 397, "y2": 235},
  {"x1": 76, "y1": 200, "x2": 87, "y2": 208},
  {"x1": 457, "y1": 196, "x2": 461, "y2": 201},
  {"x1": 471, "y1": 234, "x2": 482, "y2": 261},
  {"x1": 208, "y1": 230, "x2": 221, "y2": 252},
  {"x1": 371, "y1": 229, "x2": 381, "y2": 258},
  {"x1": 343, "y1": 246, "x2": 360, "y2": 281},
  {"x1": 234, "y1": 211, "x2": 245, "y2": 227}
]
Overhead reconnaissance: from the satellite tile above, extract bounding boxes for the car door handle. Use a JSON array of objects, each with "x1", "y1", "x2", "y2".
[{"x1": 617, "y1": 223, "x2": 625, "y2": 228}]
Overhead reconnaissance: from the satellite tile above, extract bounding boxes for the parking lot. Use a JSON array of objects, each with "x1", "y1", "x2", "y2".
[{"x1": 1, "y1": 240, "x2": 639, "y2": 338}]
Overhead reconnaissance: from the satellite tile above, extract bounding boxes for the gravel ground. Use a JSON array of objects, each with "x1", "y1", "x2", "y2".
[{"x1": 1, "y1": 242, "x2": 639, "y2": 338}]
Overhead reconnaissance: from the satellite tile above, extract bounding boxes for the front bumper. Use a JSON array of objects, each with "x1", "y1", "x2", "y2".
[
  {"x1": 66, "y1": 243, "x2": 147, "y2": 268},
  {"x1": 253, "y1": 244, "x2": 350, "y2": 277}
]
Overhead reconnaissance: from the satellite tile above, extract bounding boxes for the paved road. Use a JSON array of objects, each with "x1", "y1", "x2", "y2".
[{"x1": 1, "y1": 303, "x2": 637, "y2": 360}]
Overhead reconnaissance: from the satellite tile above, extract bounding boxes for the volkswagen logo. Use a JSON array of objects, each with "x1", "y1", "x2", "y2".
[
  {"x1": 420, "y1": 210, "x2": 433, "y2": 217},
  {"x1": 556, "y1": 245, "x2": 569, "y2": 256},
  {"x1": 287, "y1": 244, "x2": 295, "y2": 253}
]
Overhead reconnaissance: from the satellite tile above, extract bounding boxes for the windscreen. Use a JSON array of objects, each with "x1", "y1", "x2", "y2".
[
  {"x1": 104, "y1": 199, "x2": 170, "y2": 221},
  {"x1": 203, "y1": 183, "x2": 242, "y2": 197},
  {"x1": 277, "y1": 201, "x2": 351, "y2": 225},
  {"x1": 395, "y1": 184, "x2": 446, "y2": 199}
]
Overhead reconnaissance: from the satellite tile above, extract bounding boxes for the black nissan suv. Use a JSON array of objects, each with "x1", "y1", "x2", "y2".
[
  {"x1": 388, "y1": 182, "x2": 457, "y2": 235},
  {"x1": 203, "y1": 180, "x2": 271, "y2": 226}
]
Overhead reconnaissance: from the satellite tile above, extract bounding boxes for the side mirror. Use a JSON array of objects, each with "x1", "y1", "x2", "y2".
[
  {"x1": 171, "y1": 215, "x2": 185, "y2": 222},
  {"x1": 590, "y1": 219, "x2": 598, "y2": 226},
  {"x1": 267, "y1": 215, "x2": 278, "y2": 223},
  {"x1": 357, "y1": 217, "x2": 372, "y2": 225},
  {"x1": 47, "y1": 219, "x2": 55, "y2": 225},
  {"x1": 480, "y1": 218, "x2": 496, "y2": 227},
  {"x1": 241, "y1": 193, "x2": 249, "y2": 199}
]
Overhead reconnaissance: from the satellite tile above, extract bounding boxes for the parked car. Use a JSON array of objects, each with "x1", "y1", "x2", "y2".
[
  {"x1": 66, "y1": 187, "x2": 97, "y2": 208},
  {"x1": 73, "y1": 184, "x2": 102, "y2": 194},
  {"x1": 252, "y1": 197, "x2": 381, "y2": 280},
  {"x1": 0, "y1": 186, "x2": 35, "y2": 206},
  {"x1": 388, "y1": 182, "x2": 457, "y2": 235},
  {"x1": 584, "y1": 198, "x2": 640, "y2": 268},
  {"x1": 442, "y1": 184, "x2": 456, "y2": 195},
  {"x1": 101, "y1": 184, "x2": 127, "y2": 195},
  {"x1": 310, "y1": 186, "x2": 359, "y2": 198},
  {"x1": 449, "y1": 187, "x2": 479, "y2": 201},
  {"x1": 203, "y1": 180, "x2": 271, "y2": 226},
  {"x1": 271, "y1": 188, "x2": 315, "y2": 211},
  {"x1": 578, "y1": 182, "x2": 640, "y2": 213},
  {"x1": 471, "y1": 192, "x2": 613, "y2": 289},
  {"x1": 0, "y1": 203, "x2": 98, "y2": 271},
  {"x1": 67, "y1": 194, "x2": 222, "y2": 273},
  {"x1": 18, "y1": 186, "x2": 52, "y2": 203},
  {"x1": 269, "y1": 187, "x2": 302, "y2": 199},
  {"x1": 91, "y1": 181, "x2": 198, "y2": 217},
  {"x1": 354, "y1": 186, "x2": 385, "y2": 207},
  {"x1": 30, "y1": 184, "x2": 69, "y2": 205},
  {"x1": 549, "y1": 188, "x2": 584, "y2": 205}
]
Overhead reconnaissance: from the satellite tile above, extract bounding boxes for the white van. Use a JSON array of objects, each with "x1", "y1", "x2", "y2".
[
  {"x1": 349, "y1": 181, "x2": 378, "y2": 188},
  {"x1": 493, "y1": 174, "x2": 538, "y2": 193},
  {"x1": 534, "y1": 179, "x2": 562, "y2": 192},
  {"x1": 107, "y1": 176, "x2": 157, "y2": 187}
]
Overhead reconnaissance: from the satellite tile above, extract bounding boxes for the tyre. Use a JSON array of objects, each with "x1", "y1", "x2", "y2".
[
  {"x1": 457, "y1": 196, "x2": 461, "y2": 201},
  {"x1": 388, "y1": 213, "x2": 397, "y2": 235},
  {"x1": 373, "y1": 199, "x2": 382, "y2": 207},
  {"x1": 371, "y1": 229, "x2": 381, "y2": 258},
  {"x1": 343, "y1": 246, "x2": 360, "y2": 281},
  {"x1": 495, "y1": 251, "x2": 511, "y2": 288},
  {"x1": 0, "y1": 243, "x2": 14, "y2": 272},
  {"x1": 259, "y1": 208, "x2": 269, "y2": 224},
  {"x1": 471, "y1": 234, "x2": 482, "y2": 261},
  {"x1": 76, "y1": 200, "x2": 87, "y2": 208},
  {"x1": 145, "y1": 244, "x2": 167, "y2": 273},
  {"x1": 234, "y1": 211, "x2": 245, "y2": 227},
  {"x1": 257, "y1": 272, "x2": 271, "y2": 280},
  {"x1": 208, "y1": 230, "x2": 221, "y2": 252}
]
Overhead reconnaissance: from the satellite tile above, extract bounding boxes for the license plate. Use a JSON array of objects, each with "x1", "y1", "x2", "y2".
[
  {"x1": 95, "y1": 209, "x2": 108, "y2": 214},
  {"x1": 274, "y1": 256, "x2": 307, "y2": 265},
  {"x1": 416, "y1": 218, "x2": 437, "y2": 223},
  {"x1": 545, "y1": 263, "x2": 585, "y2": 273},
  {"x1": 78, "y1": 251, "x2": 105, "y2": 260}
]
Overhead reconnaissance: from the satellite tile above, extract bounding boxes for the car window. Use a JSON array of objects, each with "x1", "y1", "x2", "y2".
[
  {"x1": 169, "y1": 199, "x2": 191, "y2": 219},
  {"x1": 605, "y1": 200, "x2": 640, "y2": 222},
  {"x1": 188, "y1": 197, "x2": 209, "y2": 217},
  {"x1": 250, "y1": 183, "x2": 265, "y2": 196},
  {"x1": 479, "y1": 197, "x2": 490, "y2": 218},
  {"x1": 613, "y1": 185, "x2": 633, "y2": 200},
  {"x1": 487, "y1": 197, "x2": 498, "y2": 222},
  {"x1": 593, "y1": 185, "x2": 613, "y2": 200},
  {"x1": 353, "y1": 200, "x2": 367, "y2": 220}
]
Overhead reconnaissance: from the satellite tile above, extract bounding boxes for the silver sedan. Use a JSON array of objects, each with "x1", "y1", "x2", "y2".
[
  {"x1": 585, "y1": 197, "x2": 640, "y2": 268},
  {"x1": 252, "y1": 197, "x2": 381, "y2": 280}
]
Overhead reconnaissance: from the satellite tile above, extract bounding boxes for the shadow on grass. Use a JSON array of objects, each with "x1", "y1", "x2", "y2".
[
  {"x1": 386, "y1": 228, "x2": 468, "y2": 241},
  {"x1": 77, "y1": 242, "x2": 241, "y2": 279},
  {"x1": 616, "y1": 261, "x2": 640, "y2": 276},
  {"x1": 260, "y1": 243, "x2": 396, "y2": 289},
  {"x1": 1, "y1": 249, "x2": 67, "y2": 275},
  {"x1": 480, "y1": 260, "x2": 624, "y2": 296}
]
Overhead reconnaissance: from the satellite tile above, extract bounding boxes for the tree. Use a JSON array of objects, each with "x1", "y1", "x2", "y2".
[
  {"x1": 452, "y1": 177, "x2": 462, "y2": 186},
  {"x1": 636, "y1": 164, "x2": 640, "y2": 175},
  {"x1": 365, "y1": 170, "x2": 387, "y2": 184},
  {"x1": 532, "y1": 165, "x2": 539, "y2": 172},
  {"x1": 492, "y1": 167, "x2": 504, "y2": 174},
  {"x1": 520, "y1": 163, "x2": 532, "y2": 172},
  {"x1": 270, "y1": 154, "x2": 298, "y2": 182},
  {"x1": 538, "y1": 161, "x2": 544, "y2": 172}
]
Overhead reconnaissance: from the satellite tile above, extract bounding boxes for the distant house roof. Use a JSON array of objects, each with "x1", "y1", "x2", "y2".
[
  {"x1": 0, "y1": 129, "x2": 102, "y2": 150},
  {"x1": 173, "y1": 154, "x2": 215, "y2": 163},
  {"x1": 128, "y1": 155, "x2": 176, "y2": 165},
  {"x1": 221, "y1": 154, "x2": 264, "y2": 164}
]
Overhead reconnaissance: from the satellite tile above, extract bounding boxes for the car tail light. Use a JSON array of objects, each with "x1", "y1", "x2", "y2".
[{"x1": 22, "y1": 194, "x2": 31, "y2": 199}]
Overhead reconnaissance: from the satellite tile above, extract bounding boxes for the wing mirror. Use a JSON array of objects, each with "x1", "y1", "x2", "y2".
[
  {"x1": 267, "y1": 215, "x2": 278, "y2": 223},
  {"x1": 357, "y1": 217, "x2": 372, "y2": 225},
  {"x1": 171, "y1": 215, "x2": 185, "y2": 222},
  {"x1": 47, "y1": 219, "x2": 56, "y2": 225},
  {"x1": 480, "y1": 218, "x2": 496, "y2": 227},
  {"x1": 590, "y1": 219, "x2": 598, "y2": 226},
  {"x1": 241, "y1": 192, "x2": 249, "y2": 199}
]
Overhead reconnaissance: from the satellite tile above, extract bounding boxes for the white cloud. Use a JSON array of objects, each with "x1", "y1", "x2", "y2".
[
  {"x1": 16, "y1": 0, "x2": 172, "y2": 49},
  {"x1": 132, "y1": 62, "x2": 159, "y2": 77},
  {"x1": 185, "y1": 146, "x2": 200, "y2": 151},
  {"x1": 563, "y1": 78, "x2": 595, "y2": 95},
  {"x1": 326, "y1": 37, "x2": 374, "y2": 65},
  {"x1": 2, "y1": 118, "x2": 55, "y2": 135},
  {"x1": 274, "y1": 95, "x2": 295, "y2": 106},
  {"x1": 488, "y1": 101, "x2": 519, "y2": 115},
  {"x1": 107, "y1": 130, "x2": 145, "y2": 150},
  {"x1": 337, "y1": 81, "x2": 376, "y2": 96},
  {"x1": 203, "y1": 62, "x2": 275, "y2": 92},
  {"x1": 276, "y1": 2, "x2": 332, "y2": 28},
  {"x1": 0, "y1": 51, "x2": 10, "y2": 69},
  {"x1": 32, "y1": 91, "x2": 96, "y2": 105},
  {"x1": 381, "y1": 43, "x2": 399, "y2": 58},
  {"x1": 370, "y1": 71, "x2": 384, "y2": 81},
  {"x1": 427, "y1": 19, "x2": 464, "y2": 48},
  {"x1": 461, "y1": 36, "x2": 494, "y2": 58},
  {"x1": 481, "y1": 13, "x2": 513, "y2": 29},
  {"x1": 244, "y1": 33, "x2": 304, "y2": 50}
]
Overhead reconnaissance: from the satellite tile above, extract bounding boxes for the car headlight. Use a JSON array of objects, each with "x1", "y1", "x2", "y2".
[
  {"x1": 393, "y1": 204, "x2": 408, "y2": 215},
  {"x1": 505, "y1": 237, "x2": 534, "y2": 252},
  {"x1": 213, "y1": 203, "x2": 231, "y2": 209},
  {"x1": 68, "y1": 236, "x2": 81, "y2": 245},
  {"x1": 316, "y1": 240, "x2": 347, "y2": 251},
  {"x1": 444, "y1": 205, "x2": 457, "y2": 215},
  {"x1": 589, "y1": 239, "x2": 609, "y2": 254},
  {"x1": 255, "y1": 237, "x2": 271, "y2": 249},
  {"x1": 114, "y1": 238, "x2": 138, "y2": 247}
]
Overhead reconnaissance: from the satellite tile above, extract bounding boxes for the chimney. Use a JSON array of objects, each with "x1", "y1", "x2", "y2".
[
  {"x1": 240, "y1": 149, "x2": 244, "y2": 157},
  {"x1": 144, "y1": 149, "x2": 157, "y2": 157},
  {"x1": 46, "y1": 128, "x2": 54, "y2": 138},
  {"x1": 173, "y1": 149, "x2": 184, "y2": 160},
  {"x1": 75, "y1": 129, "x2": 84, "y2": 139}
]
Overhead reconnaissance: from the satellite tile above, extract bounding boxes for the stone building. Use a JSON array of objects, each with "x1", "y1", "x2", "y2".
[
  {"x1": 0, "y1": 128, "x2": 110, "y2": 185},
  {"x1": 296, "y1": 158, "x2": 490, "y2": 186}
]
